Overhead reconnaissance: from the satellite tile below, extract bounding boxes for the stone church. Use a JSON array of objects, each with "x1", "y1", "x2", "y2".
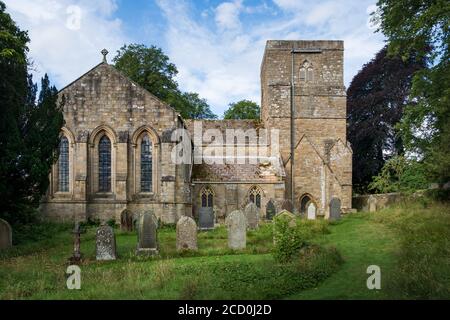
[{"x1": 40, "y1": 40, "x2": 353, "y2": 224}]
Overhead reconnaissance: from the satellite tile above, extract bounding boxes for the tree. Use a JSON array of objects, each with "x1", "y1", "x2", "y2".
[
  {"x1": 113, "y1": 44, "x2": 178, "y2": 102},
  {"x1": 347, "y1": 46, "x2": 424, "y2": 193},
  {"x1": 375, "y1": 0, "x2": 450, "y2": 184},
  {"x1": 113, "y1": 44, "x2": 217, "y2": 119},
  {"x1": 175, "y1": 92, "x2": 217, "y2": 120},
  {"x1": 368, "y1": 156, "x2": 428, "y2": 194},
  {"x1": 0, "y1": 1, "x2": 64, "y2": 224},
  {"x1": 223, "y1": 100, "x2": 260, "y2": 120}
]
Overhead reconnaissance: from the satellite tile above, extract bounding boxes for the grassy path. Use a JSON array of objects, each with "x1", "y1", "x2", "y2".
[{"x1": 290, "y1": 213, "x2": 398, "y2": 299}]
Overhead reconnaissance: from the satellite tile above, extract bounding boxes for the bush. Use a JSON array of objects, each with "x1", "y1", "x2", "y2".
[
  {"x1": 12, "y1": 221, "x2": 72, "y2": 245},
  {"x1": 106, "y1": 219, "x2": 116, "y2": 228},
  {"x1": 272, "y1": 215, "x2": 306, "y2": 263}
]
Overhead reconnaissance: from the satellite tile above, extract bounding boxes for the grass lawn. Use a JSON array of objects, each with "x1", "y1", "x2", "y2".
[{"x1": 1, "y1": 199, "x2": 449, "y2": 300}]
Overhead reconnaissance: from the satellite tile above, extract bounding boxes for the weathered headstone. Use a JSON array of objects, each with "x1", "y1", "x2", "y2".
[
  {"x1": 368, "y1": 195, "x2": 377, "y2": 212},
  {"x1": 136, "y1": 211, "x2": 158, "y2": 255},
  {"x1": 176, "y1": 216, "x2": 198, "y2": 251},
  {"x1": 120, "y1": 209, "x2": 133, "y2": 232},
  {"x1": 198, "y1": 207, "x2": 214, "y2": 230},
  {"x1": 281, "y1": 199, "x2": 293, "y2": 213},
  {"x1": 0, "y1": 219, "x2": 12, "y2": 250},
  {"x1": 266, "y1": 200, "x2": 276, "y2": 220},
  {"x1": 307, "y1": 202, "x2": 317, "y2": 220},
  {"x1": 273, "y1": 210, "x2": 297, "y2": 244},
  {"x1": 226, "y1": 210, "x2": 246, "y2": 250},
  {"x1": 132, "y1": 211, "x2": 141, "y2": 230},
  {"x1": 274, "y1": 210, "x2": 297, "y2": 227},
  {"x1": 244, "y1": 203, "x2": 259, "y2": 230},
  {"x1": 96, "y1": 225, "x2": 117, "y2": 260},
  {"x1": 329, "y1": 198, "x2": 341, "y2": 220}
]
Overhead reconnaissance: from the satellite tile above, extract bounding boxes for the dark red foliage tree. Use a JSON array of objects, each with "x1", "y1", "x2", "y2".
[{"x1": 347, "y1": 46, "x2": 424, "y2": 193}]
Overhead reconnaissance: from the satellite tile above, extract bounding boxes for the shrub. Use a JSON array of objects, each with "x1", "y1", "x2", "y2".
[
  {"x1": 272, "y1": 215, "x2": 306, "y2": 263},
  {"x1": 106, "y1": 218, "x2": 116, "y2": 228}
]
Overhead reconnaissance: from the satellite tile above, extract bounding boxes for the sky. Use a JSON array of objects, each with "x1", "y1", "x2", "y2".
[{"x1": 4, "y1": 0, "x2": 386, "y2": 117}]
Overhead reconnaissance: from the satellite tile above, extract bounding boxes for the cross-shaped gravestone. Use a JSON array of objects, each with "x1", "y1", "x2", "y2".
[{"x1": 69, "y1": 222, "x2": 85, "y2": 264}]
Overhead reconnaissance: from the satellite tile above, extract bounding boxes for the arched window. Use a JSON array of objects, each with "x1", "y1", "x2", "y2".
[
  {"x1": 201, "y1": 186, "x2": 214, "y2": 207},
  {"x1": 99, "y1": 135, "x2": 111, "y2": 192},
  {"x1": 141, "y1": 134, "x2": 153, "y2": 192},
  {"x1": 300, "y1": 61, "x2": 314, "y2": 82},
  {"x1": 249, "y1": 186, "x2": 262, "y2": 208},
  {"x1": 58, "y1": 136, "x2": 69, "y2": 192}
]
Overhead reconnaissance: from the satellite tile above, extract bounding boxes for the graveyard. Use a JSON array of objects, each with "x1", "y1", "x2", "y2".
[{"x1": 1, "y1": 199, "x2": 449, "y2": 300}]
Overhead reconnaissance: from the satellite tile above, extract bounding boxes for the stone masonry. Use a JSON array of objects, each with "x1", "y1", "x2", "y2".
[{"x1": 40, "y1": 40, "x2": 353, "y2": 223}]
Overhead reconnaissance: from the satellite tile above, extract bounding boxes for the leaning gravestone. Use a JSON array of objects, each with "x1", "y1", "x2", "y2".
[
  {"x1": 226, "y1": 210, "x2": 246, "y2": 250},
  {"x1": 307, "y1": 202, "x2": 317, "y2": 220},
  {"x1": 244, "y1": 203, "x2": 259, "y2": 230},
  {"x1": 329, "y1": 198, "x2": 341, "y2": 221},
  {"x1": 176, "y1": 216, "x2": 198, "y2": 251},
  {"x1": 368, "y1": 195, "x2": 377, "y2": 212},
  {"x1": 96, "y1": 225, "x2": 117, "y2": 261},
  {"x1": 281, "y1": 199, "x2": 293, "y2": 213},
  {"x1": 0, "y1": 218, "x2": 12, "y2": 250},
  {"x1": 198, "y1": 207, "x2": 214, "y2": 230},
  {"x1": 120, "y1": 209, "x2": 133, "y2": 232},
  {"x1": 136, "y1": 211, "x2": 158, "y2": 255},
  {"x1": 266, "y1": 200, "x2": 276, "y2": 220}
]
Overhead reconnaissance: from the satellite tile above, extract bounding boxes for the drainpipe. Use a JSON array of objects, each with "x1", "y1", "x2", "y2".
[{"x1": 290, "y1": 47, "x2": 297, "y2": 212}]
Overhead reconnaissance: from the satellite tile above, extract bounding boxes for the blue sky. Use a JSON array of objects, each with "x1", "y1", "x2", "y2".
[{"x1": 4, "y1": 0, "x2": 385, "y2": 116}]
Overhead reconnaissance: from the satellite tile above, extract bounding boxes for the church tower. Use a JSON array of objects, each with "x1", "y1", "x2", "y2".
[{"x1": 261, "y1": 40, "x2": 352, "y2": 217}]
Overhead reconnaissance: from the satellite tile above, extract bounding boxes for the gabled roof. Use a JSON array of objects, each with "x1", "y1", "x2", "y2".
[{"x1": 58, "y1": 62, "x2": 181, "y2": 118}]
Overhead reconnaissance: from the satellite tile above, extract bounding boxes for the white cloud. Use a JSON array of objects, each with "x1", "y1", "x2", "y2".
[
  {"x1": 215, "y1": 0, "x2": 243, "y2": 31},
  {"x1": 155, "y1": 0, "x2": 384, "y2": 116},
  {"x1": 3, "y1": 0, "x2": 128, "y2": 88}
]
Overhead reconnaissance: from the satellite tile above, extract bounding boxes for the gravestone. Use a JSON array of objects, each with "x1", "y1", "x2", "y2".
[
  {"x1": 329, "y1": 198, "x2": 341, "y2": 220},
  {"x1": 368, "y1": 195, "x2": 377, "y2": 212},
  {"x1": 266, "y1": 200, "x2": 276, "y2": 220},
  {"x1": 120, "y1": 209, "x2": 133, "y2": 232},
  {"x1": 69, "y1": 222, "x2": 85, "y2": 264},
  {"x1": 244, "y1": 203, "x2": 259, "y2": 230},
  {"x1": 226, "y1": 210, "x2": 246, "y2": 250},
  {"x1": 176, "y1": 216, "x2": 198, "y2": 251},
  {"x1": 281, "y1": 199, "x2": 293, "y2": 213},
  {"x1": 274, "y1": 210, "x2": 297, "y2": 227},
  {"x1": 0, "y1": 219, "x2": 12, "y2": 250},
  {"x1": 307, "y1": 202, "x2": 317, "y2": 220},
  {"x1": 136, "y1": 211, "x2": 158, "y2": 255},
  {"x1": 273, "y1": 210, "x2": 297, "y2": 244},
  {"x1": 132, "y1": 211, "x2": 141, "y2": 230},
  {"x1": 96, "y1": 225, "x2": 117, "y2": 260},
  {"x1": 198, "y1": 207, "x2": 214, "y2": 230}
]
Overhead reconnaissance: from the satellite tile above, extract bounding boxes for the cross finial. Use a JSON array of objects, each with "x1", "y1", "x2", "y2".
[{"x1": 101, "y1": 49, "x2": 109, "y2": 63}]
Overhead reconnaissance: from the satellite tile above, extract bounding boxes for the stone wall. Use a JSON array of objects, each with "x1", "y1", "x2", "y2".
[
  {"x1": 352, "y1": 193, "x2": 405, "y2": 212},
  {"x1": 260, "y1": 40, "x2": 352, "y2": 215},
  {"x1": 41, "y1": 62, "x2": 191, "y2": 223}
]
